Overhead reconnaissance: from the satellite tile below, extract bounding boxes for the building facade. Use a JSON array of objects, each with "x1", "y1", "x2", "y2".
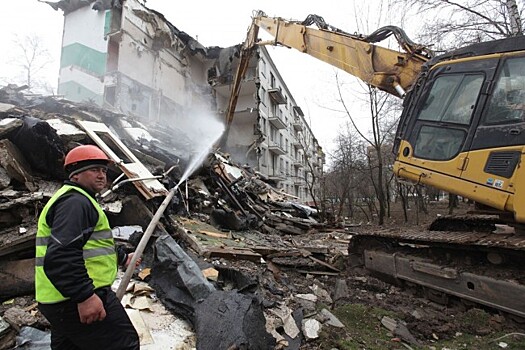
[
  {"x1": 52, "y1": 0, "x2": 324, "y2": 203},
  {"x1": 210, "y1": 47, "x2": 325, "y2": 203}
]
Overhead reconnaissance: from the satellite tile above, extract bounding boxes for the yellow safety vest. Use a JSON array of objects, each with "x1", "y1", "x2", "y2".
[{"x1": 35, "y1": 185, "x2": 117, "y2": 303}]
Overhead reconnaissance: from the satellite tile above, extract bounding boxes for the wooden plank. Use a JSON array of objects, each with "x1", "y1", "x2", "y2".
[
  {"x1": 308, "y1": 256, "x2": 341, "y2": 272},
  {"x1": 296, "y1": 269, "x2": 341, "y2": 276},
  {"x1": 275, "y1": 223, "x2": 306, "y2": 235},
  {"x1": 172, "y1": 225, "x2": 204, "y2": 255},
  {"x1": 204, "y1": 247, "x2": 261, "y2": 262},
  {"x1": 199, "y1": 230, "x2": 229, "y2": 239},
  {"x1": 250, "y1": 246, "x2": 281, "y2": 256},
  {"x1": 0, "y1": 232, "x2": 35, "y2": 258},
  {"x1": 0, "y1": 259, "x2": 34, "y2": 299}
]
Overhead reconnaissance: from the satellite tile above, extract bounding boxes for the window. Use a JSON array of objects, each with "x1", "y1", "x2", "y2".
[
  {"x1": 272, "y1": 103, "x2": 279, "y2": 118},
  {"x1": 412, "y1": 73, "x2": 483, "y2": 161},
  {"x1": 418, "y1": 74, "x2": 483, "y2": 125},
  {"x1": 484, "y1": 57, "x2": 525, "y2": 125},
  {"x1": 260, "y1": 87, "x2": 266, "y2": 106},
  {"x1": 262, "y1": 118, "x2": 267, "y2": 134},
  {"x1": 260, "y1": 59, "x2": 266, "y2": 78},
  {"x1": 260, "y1": 148, "x2": 267, "y2": 167},
  {"x1": 414, "y1": 126, "x2": 465, "y2": 160}
]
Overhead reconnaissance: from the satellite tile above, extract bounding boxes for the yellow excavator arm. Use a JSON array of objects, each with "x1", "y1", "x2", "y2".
[{"x1": 253, "y1": 12, "x2": 432, "y2": 97}]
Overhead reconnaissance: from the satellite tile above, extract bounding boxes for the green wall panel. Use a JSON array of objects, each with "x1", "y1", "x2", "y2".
[
  {"x1": 58, "y1": 80, "x2": 103, "y2": 105},
  {"x1": 61, "y1": 43, "x2": 107, "y2": 76},
  {"x1": 104, "y1": 10, "x2": 111, "y2": 36}
]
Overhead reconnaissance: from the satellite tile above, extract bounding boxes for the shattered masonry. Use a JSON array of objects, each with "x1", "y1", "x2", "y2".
[{"x1": 0, "y1": 85, "x2": 346, "y2": 349}]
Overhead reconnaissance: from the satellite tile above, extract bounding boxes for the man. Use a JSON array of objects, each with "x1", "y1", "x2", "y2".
[{"x1": 35, "y1": 144, "x2": 140, "y2": 349}]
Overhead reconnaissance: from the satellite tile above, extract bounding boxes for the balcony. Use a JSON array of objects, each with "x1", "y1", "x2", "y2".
[
  {"x1": 293, "y1": 138, "x2": 304, "y2": 149},
  {"x1": 292, "y1": 118, "x2": 303, "y2": 131},
  {"x1": 268, "y1": 116, "x2": 287, "y2": 129},
  {"x1": 268, "y1": 141, "x2": 286, "y2": 155},
  {"x1": 293, "y1": 106, "x2": 304, "y2": 117},
  {"x1": 268, "y1": 171, "x2": 287, "y2": 182},
  {"x1": 293, "y1": 159, "x2": 303, "y2": 167},
  {"x1": 268, "y1": 88, "x2": 286, "y2": 104}
]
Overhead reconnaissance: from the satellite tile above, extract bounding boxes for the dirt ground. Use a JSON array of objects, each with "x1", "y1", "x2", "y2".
[{"x1": 287, "y1": 200, "x2": 525, "y2": 349}]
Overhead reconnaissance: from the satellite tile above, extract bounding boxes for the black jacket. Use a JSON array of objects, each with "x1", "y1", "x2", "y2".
[{"x1": 43, "y1": 181, "x2": 127, "y2": 303}]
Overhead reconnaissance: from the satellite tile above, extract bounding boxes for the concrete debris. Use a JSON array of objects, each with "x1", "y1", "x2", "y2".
[
  {"x1": 0, "y1": 259, "x2": 34, "y2": 300},
  {"x1": 0, "y1": 84, "x2": 348, "y2": 348},
  {"x1": 112, "y1": 225, "x2": 144, "y2": 241},
  {"x1": 301, "y1": 318, "x2": 321, "y2": 340},
  {"x1": 310, "y1": 284, "x2": 333, "y2": 304},
  {"x1": 3, "y1": 307, "x2": 37, "y2": 330},
  {"x1": 269, "y1": 305, "x2": 301, "y2": 339},
  {"x1": 318, "y1": 308, "x2": 345, "y2": 328},
  {"x1": 381, "y1": 316, "x2": 421, "y2": 347},
  {"x1": 294, "y1": 295, "x2": 318, "y2": 313},
  {"x1": 333, "y1": 278, "x2": 349, "y2": 305}
]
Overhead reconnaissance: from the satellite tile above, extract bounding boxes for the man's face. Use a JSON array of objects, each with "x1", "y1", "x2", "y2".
[{"x1": 71, "y1": 167, "x2": 107, "y2": 193}]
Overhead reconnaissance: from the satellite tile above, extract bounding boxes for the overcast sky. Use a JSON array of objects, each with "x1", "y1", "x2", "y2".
[{"x1": 0, "y1": 0, "x2": 420, "y2": 162}]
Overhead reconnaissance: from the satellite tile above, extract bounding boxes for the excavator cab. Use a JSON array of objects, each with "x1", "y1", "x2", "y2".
[{"x1": 394, "y1": 39, "x2": 525, "y2": 224}]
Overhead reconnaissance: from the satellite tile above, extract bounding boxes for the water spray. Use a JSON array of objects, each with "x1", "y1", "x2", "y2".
[{"x1": 116, "y1": 114, "x2": 224, "y2": 300}]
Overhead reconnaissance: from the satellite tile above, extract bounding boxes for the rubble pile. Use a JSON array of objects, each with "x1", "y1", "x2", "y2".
[{"x1": 0, "y1": 85, "x2": 350, "y2": 349}]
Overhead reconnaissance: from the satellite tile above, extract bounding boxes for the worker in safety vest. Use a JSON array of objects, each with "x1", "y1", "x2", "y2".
[{"x1": 35, "y1": 144, "x2": 139, "y2": 350}]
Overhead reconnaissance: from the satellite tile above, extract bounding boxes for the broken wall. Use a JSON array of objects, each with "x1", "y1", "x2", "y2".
[
  {"x1": 57, "y1": 0, "x2": 218, "y2": 126},
  {"x1": 58, "y1": 5, "x2": 109, "y2": 104},
  {"x1": 113, "y1": 0, "x2": 218, "y2": 124}
]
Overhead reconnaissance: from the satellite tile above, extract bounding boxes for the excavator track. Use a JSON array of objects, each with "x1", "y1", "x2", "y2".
[{"x1": 348, "y1": 226, "x2": 525, "y2": 320}]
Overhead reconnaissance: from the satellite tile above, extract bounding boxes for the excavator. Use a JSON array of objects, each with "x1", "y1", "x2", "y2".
[{"x1": 223, "y1": 10, "x2": 525, "y2": 320}]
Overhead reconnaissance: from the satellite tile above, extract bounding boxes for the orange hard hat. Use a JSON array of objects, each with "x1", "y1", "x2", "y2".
[{"x1": 64, "y1": 145, "x2": 110, "y2": 168}]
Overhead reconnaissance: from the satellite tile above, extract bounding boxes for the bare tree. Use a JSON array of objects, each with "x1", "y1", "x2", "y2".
[
  {"x1": 395, "y1": 0, "x2": 524, "y2": 51},
  {"x1": 335, "y1": 73, "x2": 400, "y2": 225},
  {"x1": 9, "y1": 34, "x2": 53, "y2": 92},
  {"x1": 326, "y1": 124, "x2": 366, "y2": 220}
]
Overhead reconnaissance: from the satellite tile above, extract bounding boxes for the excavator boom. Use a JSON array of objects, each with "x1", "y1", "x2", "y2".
[{"x1": 253, "y1": 13, "x2": 432, "y2": 96}]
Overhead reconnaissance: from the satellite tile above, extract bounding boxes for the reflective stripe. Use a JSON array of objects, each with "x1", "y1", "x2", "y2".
[
  {"x1": 83, "y1": 246, "x2": 115, "y2": 259},
  {"x1": 90, "y1": 230, "x2": 113, "y2": 240},
  {"x1": 36, "y1": 246, "x2": 115, "y2": 265},
  {"x1": 36, "y1": 237, "x2": 49, "y2": 246},
  {"x1": 82, "y1": 227, "x2": 94, "y2": 235},
  {"x1": 36, "y1": 230, "x2": 112, "y2": 247}
]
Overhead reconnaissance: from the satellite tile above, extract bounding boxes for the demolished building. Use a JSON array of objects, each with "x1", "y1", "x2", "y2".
[
  {"x1": 0, "y1": 2, "x2": 338, "y2": 348},
  {"x1": 0, "y1": 85, "x2": 348, "y2": 349},
  {"x1": 47, "y1": 0, "x2": 325, "y2": 204}
]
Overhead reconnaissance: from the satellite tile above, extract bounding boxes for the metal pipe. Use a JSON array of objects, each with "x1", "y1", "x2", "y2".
[
  {"x1": 393, "y1": 81, "x2": 406, "y2": 98},
  {"x1": 116, "y1": 186, "x2": 177, "y2": 300}
]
